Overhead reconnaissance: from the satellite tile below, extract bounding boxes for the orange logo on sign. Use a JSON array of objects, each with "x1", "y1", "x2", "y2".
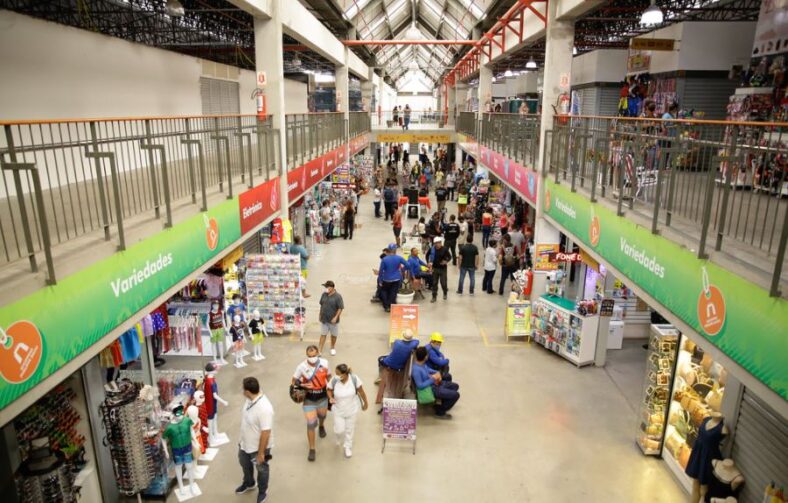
[
  {"x1": 204, "y1": 214, "x2": 220, "y2": 251},
  {"x1": 589, "y1": 215, "x2": 600, "y2": 247},
  {"x1": 697, "y1": 268, "x2": 726, "y2": 336},
  {"x1": 0, "y1": 321, "x2": 44, "y2": 384},
  {"x1": 545, "y1": 190, "x2": 551, "y2": 211}
]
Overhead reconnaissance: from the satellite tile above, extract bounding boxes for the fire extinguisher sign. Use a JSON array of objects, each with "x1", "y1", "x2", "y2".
[{"x1": 256, "y1": 71, "x2": 267, "y2": 88}]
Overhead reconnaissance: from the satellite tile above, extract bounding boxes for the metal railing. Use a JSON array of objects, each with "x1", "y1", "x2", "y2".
[
  {"x1": 371, "y1": 110, "x2": 448, "y2": 128},
  {"x1": 284, "y1": 113, "x2": 345, "y2": 169},
  {"x1": 481, "y1": 113, "x2": 541, "y2": 168},
  {"x1": 349, "y1": 111, "x2": 371, "y2": 138},
  {"x1": 0, "y1": 114, "x2": 279, "y2": 284},
  {"x1": 457, "y1": 111, "x2": 477, "y2": 137},
  {"x1": 546, "y1": 115, "x2": 787, "y2": 297}
]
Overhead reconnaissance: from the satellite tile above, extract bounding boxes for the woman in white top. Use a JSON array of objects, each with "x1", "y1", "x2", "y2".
[
  {"x1": 327, "y1": 364, "x2": 368, "y2": 458},
  {"x1": 482, "y1": 239, "x2": 498, "y2": 294},
  {"x1": 373, "y1": 187, "x2": 382, "y2": 218}
]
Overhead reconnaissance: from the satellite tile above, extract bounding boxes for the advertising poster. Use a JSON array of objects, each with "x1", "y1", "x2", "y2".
[
  {"x1": 505, "y1": 302, "x2": 532, "y2": 338},
  {"x1": 534, "y1": 244, "x2": 560, "y2": 271},
  {"x1": 382, "y1": 398, "x2": 417, "y2": 441},
  {"x1": 389, "y1": 304, "x2": 419, "y2": 344}
]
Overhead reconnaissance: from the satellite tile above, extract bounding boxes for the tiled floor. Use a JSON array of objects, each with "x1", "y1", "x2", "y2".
[{"x1": 178, "y1": 195, "x2": 687, "y2": 503}]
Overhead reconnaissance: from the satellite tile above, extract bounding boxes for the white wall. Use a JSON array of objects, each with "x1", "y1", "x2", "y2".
[
  {"x1": 0, "y1": 10, "x2": 206, "y2": 120},
  {"x1": 284, "y1": 79, "x2": 309, "y2": 114},
  {"x1": 572, "y1": 50, "x2": 628, "y2": 86},
  {"x1": 395, "y1": 95, "x2": 437, "y2": 111}
]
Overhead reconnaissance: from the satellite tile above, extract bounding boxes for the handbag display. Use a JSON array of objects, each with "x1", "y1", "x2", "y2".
[
  {"x1": 416, "y1": 385, "x2": 436, "y2": 405},
  {"x1": 665, "y1": 431, "x2": 684, "y2": 457},
  {"x1": 706, "y1": 384, "x2": 724, "y2": 412}
]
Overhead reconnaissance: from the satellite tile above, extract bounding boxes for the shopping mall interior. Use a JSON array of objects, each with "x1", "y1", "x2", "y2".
[{"x1": 0, "y1": 0, "x2": 786, "y2": 502}]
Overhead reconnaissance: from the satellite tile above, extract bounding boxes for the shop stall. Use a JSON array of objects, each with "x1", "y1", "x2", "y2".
[{"x1": 530, "y1": 294, "x2": 600, "y2": 367}]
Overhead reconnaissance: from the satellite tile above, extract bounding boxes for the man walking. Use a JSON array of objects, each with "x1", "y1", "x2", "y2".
[
  {"x1": 383, "y1": 184, "x2": 396, "y2": 221},
  {"x1": 435, "y1": 183, "x2": 448, "y2": 213},
  {"x1": 443, "y1": 215, "x2": 460, "y2": 266},
  {"x1": 429, "y1": 237, "x2": 451, "y2": 303},
  {"x1": 236, "y1": 377, "x2": 274, "y2": 503},
  {"x1": 377, "y1": 244, "x2": 408, "y2": 313},
  {"x1": 318, "y1": 281, "x2": 344, "y2": 356},
  {"x1": 456, "y1": 236, "x2": 479, "y2": 295},
  {"x1": 319, "y1": 201, "x2": 332, "y2": 241}
]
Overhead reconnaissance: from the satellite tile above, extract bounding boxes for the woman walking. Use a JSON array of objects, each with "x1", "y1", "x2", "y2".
[
  {"x1": 482, "y1": 239, "x2": 498, "y2": 294},
  {"x1": 327, "y1": 364, "x2": 368, "y2": 458},
  {"x1": 342, "y1": 200, "x2": 355, "y2": 240},
  {"x1": 498, "y1": 234, "x2": 519, "y2": 295},
  {"x1": 292, "y1": 345, "x2": 331, "y2": 461},
  {"x1": 392, "y1": 204, "x2": 403, "y2": 248}
]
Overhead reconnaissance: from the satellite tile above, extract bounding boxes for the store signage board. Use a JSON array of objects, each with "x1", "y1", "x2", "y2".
[
  {"x1": 630, "y1": 38, "x2": 675, "y2": 51},
  {"x1": 239, "y1": 177, "x2": 281, "y2": 234},
  {"x1": 505, "y1": 302, "x2": 532, "y2": 339},
  {"x1": 477, "y1": 145, "x2": 538, "y2": 208},
  {"x1": 287, "y1": 134, "x2": 368, "y2": 203},
  {"x1": 377, "y1": 133, "x2": 452, "y2": 144},
  {"x1": 543, "y1": 179, "x2": 788, "y2": 400},
  {"x1": 534, "y1": 244, "x2": 560, "y2": 271},
  {"x1": 0, "y1": 198, "x2": 243, "y2": 411},
  {"x1": 389, "y1": 304, "x2": 419, "y2": 345},
  {"x1": 382, "y1": 398, "x2": 416, "y2": 454},
  {"x1": 627, "y1": 54, "x2": 651, "y2": 73},
  {"x1": 549, "y1": 252, "x2": 582, "y2": 263}
]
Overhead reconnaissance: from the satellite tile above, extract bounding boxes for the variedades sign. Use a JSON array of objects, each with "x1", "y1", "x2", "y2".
[
  {"x1": 544, "y1": 179, "x2": 788, "y2": 400},
  {"x1": 478, "y1": 145, "x2": 538, "y2": 208},
  {"x1": 0, "y1": 199, "x2": 242, "y2": 410}
]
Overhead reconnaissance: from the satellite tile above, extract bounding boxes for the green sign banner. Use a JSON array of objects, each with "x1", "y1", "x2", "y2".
[
  {"x1": 544, "y1": 180, "x2": 788, "y2": 400},
  {"x1": 0, "y1": 198, "x2": 242, "y2": 410}
]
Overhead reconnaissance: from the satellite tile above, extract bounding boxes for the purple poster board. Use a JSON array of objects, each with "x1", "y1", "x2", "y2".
[{"x1": 382, "y1": 398, "x2": 417, "y2": 440}]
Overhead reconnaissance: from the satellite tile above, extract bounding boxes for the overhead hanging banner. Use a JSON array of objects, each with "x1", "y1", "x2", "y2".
[{"x1": 543, "y1": 179, "x2": 788, "y2": 400}]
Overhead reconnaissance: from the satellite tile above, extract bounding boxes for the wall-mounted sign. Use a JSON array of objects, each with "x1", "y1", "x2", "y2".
[
  {"x1": 256, "y1": 71, "x2": 267, "y2": 87},
  {"x1": 630, "y1": 38, "x2": 675, "y2": 51},
  {"x1": 627, "y1": 54, "x2": 651, "y2": 73},
  {"x1": 549, "y1": 252, "x2": 583, "y2": 263}
]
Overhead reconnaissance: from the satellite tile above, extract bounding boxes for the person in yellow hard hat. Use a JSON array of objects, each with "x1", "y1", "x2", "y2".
[{"x1": 426, "y1": 332, "x2": 453, "y2": 382}]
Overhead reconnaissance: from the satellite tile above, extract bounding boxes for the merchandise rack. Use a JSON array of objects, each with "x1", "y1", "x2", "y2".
[
  {"x1": 245, "y1": 254, "x2": 304, "y2": 337},
  {"x1": 530, "y1": 294, "x2": 599, "y2": 367}
]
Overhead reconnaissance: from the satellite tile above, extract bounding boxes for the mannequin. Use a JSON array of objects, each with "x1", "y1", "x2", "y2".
[
  {"x1": 225, "y1": 293, "x2": 247, "y2": 328},
  {"x1": 248, "y1": 309, "x2": 267, "y2": 361},
  {"x1": 193, "y1": 391, "x2": 209, "y2": 453},
  {"x1": 208, "y1": 301, "x2": 228, "y2": 365},
  {"x1": 186, "y1": 404, "x2": 204, "y2": 455},
  {"x1": 162, "y1": 405, "x2": 198, "y2": 496},
  {"x1": 204, "y1": 363, "x2": 229, "y2": 445},
  {"x1": 706, "y1": 459, "x2": 744, "y2": 502},
  {"x1": 230, "y1": 314, "x2": 247, "y2": 368},
  {"x1": 686, "y1": 411, "x2": 729, "y2": 503}
]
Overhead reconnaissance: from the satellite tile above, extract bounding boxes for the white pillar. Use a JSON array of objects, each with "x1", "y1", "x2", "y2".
[
  {"x1": 478, "y1": 65, "x2": 492, "y2": 115},
  {"x1": 362, "y1": 67, "x2": 374, "y2": 112},
  {"x1": 336, "y1": 52, "x2": 349, "y2": 117},
  {"x1": 254, "y1": 0, "x2": 289, "y2": 210}
]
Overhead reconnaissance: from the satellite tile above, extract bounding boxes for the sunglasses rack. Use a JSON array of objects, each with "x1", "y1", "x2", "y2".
[
  {"x1": 13, "y1": 385, "x2": 85, "y2": 503},
  {"x1": 99, "y1": 380, "x2": 153, "y2": 496}
]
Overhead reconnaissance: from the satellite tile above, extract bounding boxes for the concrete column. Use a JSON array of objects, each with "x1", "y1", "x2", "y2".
[
  {"x1": 336, "y1": 52, "x2": 349, "y2": 117},
  {"x1": 361, "y1": 67, "x2": 374, "y2": 112},
  {"x1": 478, "y1": 64, "x2": 492, "y2": 115},
  {"x1": 447, "y1": 84, "x2": 456, "y2": 125},
  {"x1": 456, "y1": 82, "x2": 467, "y2": 113},
  {"x1": 254, "y1": 0, "x2": 289, "y2": 210},
  {"x1": 378, "y1": 69, "x2": 386, "y2": 123}
]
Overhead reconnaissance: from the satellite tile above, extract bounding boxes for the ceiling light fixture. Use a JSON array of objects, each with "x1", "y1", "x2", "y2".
[
  {"x1": 292, "y1": 55, "x2": 302, "y2": 68},
  {"x1": 525, "y1": 58, "x2": 537, "y2": 69},
  {"x1": 504, "y1": 68, "x2": 513, "y2": 78},
  {"x1": 165, "y1": 0, "x2": 185, "y2": 17},
  {"x1": 492, "y1": 76, "x2": 497, "y2": 82},
  {"x1": 640, "y1": 0, "x2": 664, "y2": 26}
]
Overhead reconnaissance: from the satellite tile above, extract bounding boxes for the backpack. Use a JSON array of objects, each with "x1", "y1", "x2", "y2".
[
  {"x1": 503, "y1": 246, "x2": 517, "y2": 267},
  {"x1": 383, "y1": 187, "x2": 394, "y2": 202}
]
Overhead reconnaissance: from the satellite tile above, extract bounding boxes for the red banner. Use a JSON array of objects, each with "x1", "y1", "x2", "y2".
[
  {"x1": 478, "y1": 145, "x2": 538, "y2": 208},
  {"x1": 239, "y1": 176, "x2": 281, "y2": 234},
  {"x1": 349, "y1": 133, "x2": 370, "y2": 156}
]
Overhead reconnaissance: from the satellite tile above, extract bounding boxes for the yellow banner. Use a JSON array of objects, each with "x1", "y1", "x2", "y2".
[
  {"x1": 377, "y1": 132, "x2": 452, "y2": 144},
  {"x1": 630, "y1": 38, "x2": 675, "y2": 51}
]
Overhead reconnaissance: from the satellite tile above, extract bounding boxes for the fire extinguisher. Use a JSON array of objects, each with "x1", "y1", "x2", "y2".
[
  {"x1": 253, "y1": 89, "x2": 267, "y2": 121},
  {"x1": 522, "y1": 269, "x2": 534, "y2": 296},
  {"x1": 555, "y1": 93, "x2": 570, "y2": 125}
]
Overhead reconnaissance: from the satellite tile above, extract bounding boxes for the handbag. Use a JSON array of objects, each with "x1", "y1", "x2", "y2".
[
  {"x1": 416, "y1": 385, "x2": 435, "y2": 405},
  {"x1": 289, "y1": 384, "x2": 306, "y2": 403}
]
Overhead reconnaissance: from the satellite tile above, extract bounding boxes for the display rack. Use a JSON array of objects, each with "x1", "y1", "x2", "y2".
[
  {"x1": 636, "y1": 324, "x2": 680, "y2": 456},
  {"x1": 165, "y1": 302, "x2": 217, "y2": 357},
  {"x1": 245, "y1": 254, "x2": 304, "y2": 337},
  {"x1": 662, "y1": 335, "x2": 727, "y2": 492},
  {"x1": 530, "y1": 294, "x2": 600, "y2": 367}
]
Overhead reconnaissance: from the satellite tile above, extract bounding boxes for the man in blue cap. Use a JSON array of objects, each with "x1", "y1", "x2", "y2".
[{"x1": 378, "y1": 244, "x2": 408, "y2": 312}]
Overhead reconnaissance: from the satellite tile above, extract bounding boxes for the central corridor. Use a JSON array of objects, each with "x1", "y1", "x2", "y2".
[{"x1": 177, "y1": 195, "x2": 686, "y2": 502}]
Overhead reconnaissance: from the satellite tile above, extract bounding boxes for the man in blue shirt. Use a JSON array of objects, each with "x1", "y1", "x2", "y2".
[
  {"x1": 411, "y1": 347, "x2": 459, "y2": 419},
  {"x1": 426, "y1": 332, "x2": 452, "y2": 381},
  {"x1": 379, "y1": 329, "x2": 419, "y2": 371},
  {"x1": 406, "y1": 247, "x2": 433, "y2": 289},
  {"x1": 378, "y1": 244, "x2": 408, "y2": 312}
]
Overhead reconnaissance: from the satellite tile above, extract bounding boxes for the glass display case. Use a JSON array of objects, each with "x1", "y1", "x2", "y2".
[
  {"x1": 636, "y1": 324, "x2": 680, "y2": 455},
  {"x1": 530, "y1": 294, "x2": 600, "y2": 367},
  {"x1": 662, "y1": 335, "x2": 728, "y2": 491}
]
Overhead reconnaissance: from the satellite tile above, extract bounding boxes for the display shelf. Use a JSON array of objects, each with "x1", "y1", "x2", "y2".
[
  {"x1": 165, "y1": 301, "x2": 216, "y2": 357},
  {"x1": 636, "y1": 324, "x2": 680, "y2": 456},
  {"x1": 530, "y1": 294, "x2": 600, "y2": 367},
  {"x1": 245, "y1": 254, "x2": 304, "y2": 335}
]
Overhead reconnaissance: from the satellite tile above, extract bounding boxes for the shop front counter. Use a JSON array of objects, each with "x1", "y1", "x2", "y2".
[{"x1": 530, "y1": 294, "x2": 600, "y2": 367}]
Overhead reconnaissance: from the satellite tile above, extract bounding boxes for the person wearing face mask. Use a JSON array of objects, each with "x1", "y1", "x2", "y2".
[
  {"x1": 318, "y1": 281, "x2": 344, "y2": 356},
  {"x1": 292, "y1": 345, "x2": 331, "y2": 462},
  {"x1": 236, "y1": 377, "x2": 274, "y2": 503},
  {"x1": 327, "y1": 364, "x2": 368, "y2": 458}
]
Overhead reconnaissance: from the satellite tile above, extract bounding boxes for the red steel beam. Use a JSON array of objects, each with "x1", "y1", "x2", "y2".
[{"x1": 342, "y1": 40, "x2": 477, "y2": 45}]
